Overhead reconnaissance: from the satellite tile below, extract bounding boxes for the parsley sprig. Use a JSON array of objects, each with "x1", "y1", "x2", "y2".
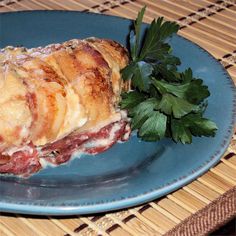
[{"x1": 121, "y1": 7, "x2": 217, "y2": 144}]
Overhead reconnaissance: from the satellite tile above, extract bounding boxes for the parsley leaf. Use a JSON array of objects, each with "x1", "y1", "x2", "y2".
[
  {"x1": 120, "y1": 6, "x2": 218, "y2": 144},
  {"x1": 121, "y1": 91, "x2": 146, "y2": 109},
  {"x1": 152, "y1": 71, "x2": 210, "y2": 105},
  {"x1": 158, "y1": 94, "x2": 197, "y2": 118},
  {"x1": 182, "y1": 114, "x2": 218, "y2": 137},
  {"x1": 130, "y1": 6, "x2": 146, "y2": 61},
  {"x1": 171, "y1": 114, "x2": 217, "y2": 144},
  {"x1": 139, "y1": 18, "x2": 179, "y2": 61},
  {"x1": 171, "y1": 118, "x2": 192, "y2": 144},
  {"x1": 185, "y1": 79, "x2": 210, "y2": 104},
  {"x1": 129, "y1": 98, "x2": 159, "y2": 129},
  {"x1": 122, "y1": 61, "x2": 153, "y2": 91},
  {"x1": 139, "y1": 111, "x2": 167, "y2": 141}
]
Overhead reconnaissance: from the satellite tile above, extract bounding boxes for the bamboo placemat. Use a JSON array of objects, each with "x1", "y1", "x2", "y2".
[{"x1": 0, "y1": 0, "x2": 236, "y2": 235}]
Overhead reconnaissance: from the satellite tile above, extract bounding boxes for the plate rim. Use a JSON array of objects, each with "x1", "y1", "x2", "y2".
[{"x1": 0, "y1": 10, "x2": 235, "y2": 215}]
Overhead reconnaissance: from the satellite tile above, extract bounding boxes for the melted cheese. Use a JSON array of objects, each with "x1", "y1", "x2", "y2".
[
  {"x1": 57, "y1": 85, "x2": 88, "y2": 139},
  {"x1": 0, "y1": 38, "x2": 129, "y2": 152},
  {"x1": 84, "y1": 122, "x2": 122, "y2": 148}
]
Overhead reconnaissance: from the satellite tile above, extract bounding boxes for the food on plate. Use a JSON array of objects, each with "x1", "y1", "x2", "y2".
[
  {"x1": 0, "y1": 7, "x2": 217, "y2": 177},
  {"x1": 0, "y1": 38, "x2": 131, "y2": 176}
]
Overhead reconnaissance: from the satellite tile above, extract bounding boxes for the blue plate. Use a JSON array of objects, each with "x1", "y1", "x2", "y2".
[{"x1": 0, "y1": 11, "x2": 235, "y2": 215}]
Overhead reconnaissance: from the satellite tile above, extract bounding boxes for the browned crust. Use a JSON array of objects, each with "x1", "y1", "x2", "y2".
[{"x1": 0, "y1": 37, "x2": 129, "y2": 149}]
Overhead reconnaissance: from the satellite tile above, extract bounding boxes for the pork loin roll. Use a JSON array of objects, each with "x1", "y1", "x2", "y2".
[{"x1": 0, "y1": 38, "x2": 130, "y2": 177}]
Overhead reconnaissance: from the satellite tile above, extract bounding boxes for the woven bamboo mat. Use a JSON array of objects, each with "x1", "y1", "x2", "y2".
[{"x1": 0, "y1": 0, "x2": 236, "y2": 235}]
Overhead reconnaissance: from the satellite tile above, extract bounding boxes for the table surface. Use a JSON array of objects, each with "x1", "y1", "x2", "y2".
[{"x1": 0, "y1": 0, "x2": 236, "y2": 236}]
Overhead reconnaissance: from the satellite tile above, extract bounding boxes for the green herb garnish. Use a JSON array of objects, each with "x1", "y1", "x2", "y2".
[{"x1": 121, "y1": 7, "x2": 217, "y2": 144}]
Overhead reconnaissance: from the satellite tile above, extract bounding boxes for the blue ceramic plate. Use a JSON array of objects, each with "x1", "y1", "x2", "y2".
[{"x1": 0, "y1": 11, "x2": 235, "y2": 215}]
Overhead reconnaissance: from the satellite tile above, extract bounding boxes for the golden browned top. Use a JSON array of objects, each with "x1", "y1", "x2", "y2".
[{"x1": 0, "y1": 38, "x2": 129, "y2": 150}]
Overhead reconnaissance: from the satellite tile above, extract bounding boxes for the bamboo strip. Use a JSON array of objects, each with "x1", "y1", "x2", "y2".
[
  {"x1": 42, "y1": 0, "x2": 87, "y2": 11},
  {"x1": 187, "y1": 0, "x2": 213, "y2": 8},
  {"x1": 77, "y1": 0, "x2": 105, "y2": 8},
  {"x1": 178, "y1": 31, "x2": 228, "y2": 59},
  {"x1": 28, "y1": 0, "x2": 54, "y2": 10},
  {"x1": 42, "y1": 0, "x2": 72, "y2": 10},
  {"x1": 28, "y1": 0, "x2": 61, "y2": 10},
  {"x1": 220, "y1": 59, "x2": 236, "y2": 69},
  {"x1": 142, "y1": 0, "x2": 236, "y2": 37},
  {"x1": 118, "y1": 0, "x2": 236, "y2": 45},
  {"x1": 148, "y1": 203, "x2": 181, "y2": 224},
  {"x1": 210, "y1": 169, "x2": 236, "y2": 185},
  {"x1": 138, "y1": 0, "x2": 181, "y2": 20},
  {"x1": 227, "y1": 66, "x2": 236, "y2": 79},
  {"x1": 116, "y1": 0, "x2": 162, "y2": 20},
  {"x1": 147, "y1": 0, "x2": 196, "y2": 16},
  {"x1": 204, "y1": 0, "x2": 236, "y2": 13},
  {"x1": 88, "y1": 215, "x2": 130, "y2": 236},
  {"x1": 0, "y1": 7, "x2": 10, "y2": 12},
  {"x1": 79, "y1": 217, "x2": 110, "y2": 236},
  {"x1": 186, "y1": 181, "x2": 220, "y2": 201},
  {"x1": 188, "y1": 0, "x2": 236, "y2": 22},
  {"x1": 228, "y1": 75, "x2": 236, "y2": 84},
  {"x1": 186, "y1": 20, "x2": 236, "y2": 46},
  {"x1": 88, "y1": 1, "x2": 136, "y2": 19},
  {"x1": 0, "y1": 223, "x2": 15, "y2": 236},
  {"x1": 122, "y1": 215, "x2": 158, "y2": 235},
  {"x1": 89, "y1": 216, "x2": 115, "y2": 230},
  {"x1": 12, "y1": 0, "x2": 33, "y2": 10},
  {"x1": 111, "y1": 5, "x2": 152, "y2": 22},
  {"x1": 182, "y1": 23, "x2": 236, "y2": 48},
  {"x1": 171, "y1": 0, "x2": 235, "y2": 29},
  {"x1": 0, "y1": 2, "x2": 17, "y2": 11},
  {"x1": 99, "y1": 5, "x2": 150, "y2": 22},
  {"x1": 86, "y1": 215, "x2": 131, "y2": 235},
  {"x1": 0, "y1": 216, "x2": 41, "y2": 236},
  {"x1": 157, "y1": 198, "x2": 191, "y2": 221},
  {"x1": 0, "y1": 227, "x2": 11, "y2": 236},
  {"x1": 210, "y1": 11, "x2": 236, "y2": 25},
  {"x1": 167, "y1": 0, "x2": 202, "y2": 12},
  {"x1": 12, "y1": 0, "x2": 43, "y2": 10},
  {"x1": 169, "y1": 190, "x2": 207, "y2": 212},
  {"x1": 109, "y1": 228, "x2": 131, "y2": 236},
  {"x1": 108, "y1": 210, "x2": 131, "y2": 221},
  {"x1": 15, "y1": 215, "x2": 46, "y2": 236},
  {"x1": 200, "y1": 14, "x2": 236, "y2": 32},
  {"x1": 137, "y1": 207, "x2": 176, "y2": 233},
  {"x1": 52, "y1": 217, "x2": 96, "y2": 235},
  {"x1": 214, "y1": 162, "x2": 236, "y2": 180},
  {"x1": 130, "y1": 3, "x2": 234, "y2": 57},
  {"x1": 79, "y1": 228, "x2": 97, "y2": 236},
  {"x1": 139, "y1": 0, "x2": 235, "y2": 40},
  {"x1": 48, "y1": 218, "x2": 79, "y2": 236},
  {"x1": 4, "y1": 1, "x2": 31, "y2": 11},
  {"x1": 66, "y1": 0, "x2": 93, "y2": 10},
  {"x1": 209, "y1": 9, "x2": 236, "y2": 22},
  {"x1": 95, "y1": 0, "x2": 153, "y2": 23},
  {"x1": 198, "y1": 172, "x2": 234, "y2": 194},
  {"x1": 128, "y1": 209, "x2": 163, "y2": 235},
  {"x1": 183, "y1": 186, "x2": 211, "y2": 204},
  {"x1": 166, "y1": 195, "x2": 195, "y2": 214},
  {"x1": 107, "y1": 214, "x2": 144, "y2": 236},
  {"x1": 222, "y1": 156, "x2": 236, "y2": 170},
  {"x1": 21, "y1": 217, "x2": 68, "y2": 236}
]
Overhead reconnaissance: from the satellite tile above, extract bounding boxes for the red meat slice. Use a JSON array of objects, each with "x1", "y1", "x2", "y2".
[{"x1": 0, "y1": 121, "x2": 130, "y2": 177}]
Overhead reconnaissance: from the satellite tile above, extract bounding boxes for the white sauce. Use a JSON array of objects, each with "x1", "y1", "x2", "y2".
[
  {"x1": 39, "y1": 158, "x2": 57, "y2": 169},
  {"x1": 84, "y1": 122, "x2": 122, "y2": 148}
]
